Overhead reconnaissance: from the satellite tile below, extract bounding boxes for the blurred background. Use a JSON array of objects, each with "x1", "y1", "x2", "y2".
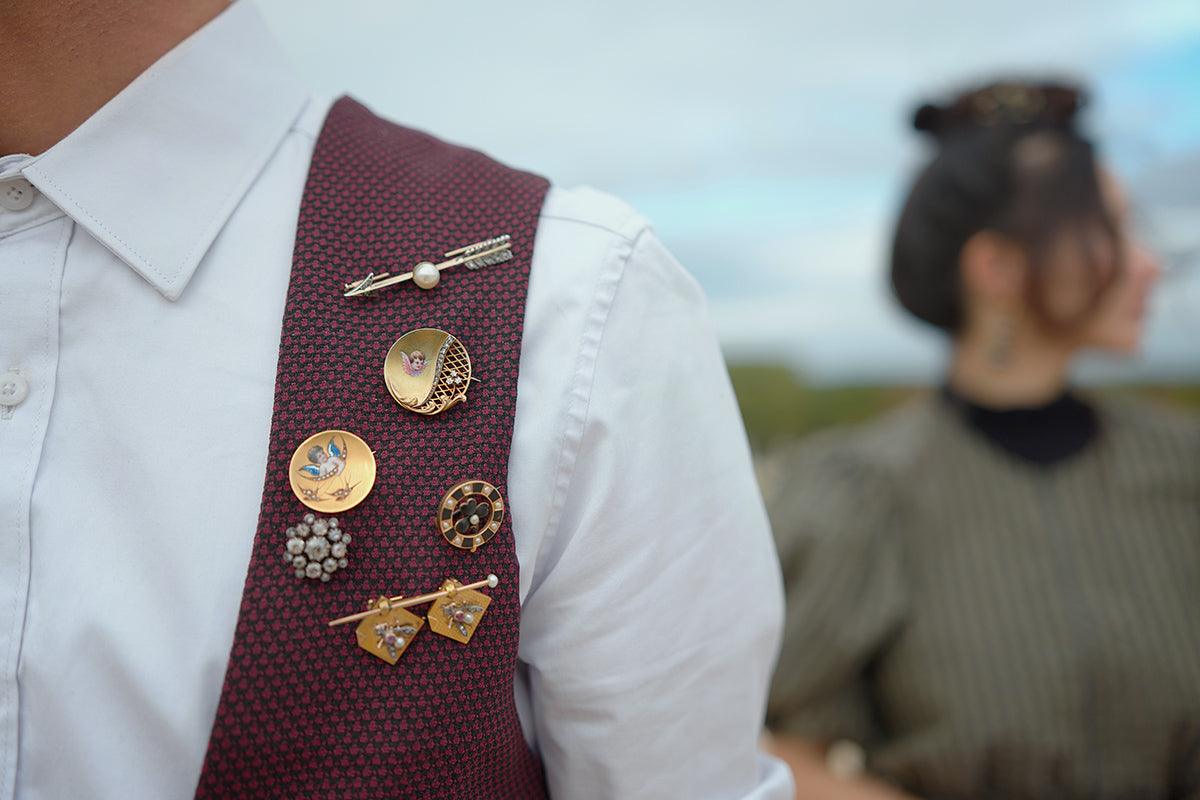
[{"x1": 256, "y1": 0, "x2": 1200, "y2": 449}]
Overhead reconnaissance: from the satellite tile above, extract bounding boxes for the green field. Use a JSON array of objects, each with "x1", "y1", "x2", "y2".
[{"x1": 728, "y1": 363, "x2": 1200, "y2": 453}]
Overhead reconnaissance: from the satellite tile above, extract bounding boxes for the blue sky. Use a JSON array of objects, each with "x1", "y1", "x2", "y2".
[{"x1": 255, "y1": 0, "x2": 1200, "y2": 383}]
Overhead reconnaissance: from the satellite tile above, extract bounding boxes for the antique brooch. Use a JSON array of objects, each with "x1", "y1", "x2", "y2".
[{"x1": 342, "y1": 235, "x2": 513, "y2": 297}]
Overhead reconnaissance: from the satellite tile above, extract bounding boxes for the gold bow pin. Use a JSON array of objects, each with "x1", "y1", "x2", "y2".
[{"x1": 342, "y1": 235, "x2": 513, "y2": 297}]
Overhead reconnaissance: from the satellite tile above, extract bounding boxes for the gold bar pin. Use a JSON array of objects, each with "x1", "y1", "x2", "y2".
[
  {"x1": 342, "y1": 235, "x2": 513, "y2": 298},
  {"x1": 326, "y1": 574, "x2": 499, "y2": 627}
]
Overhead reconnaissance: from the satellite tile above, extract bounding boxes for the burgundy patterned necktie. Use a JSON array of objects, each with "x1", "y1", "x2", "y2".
[{"x1": 195, "y1": 96, "x2": 550, "y2": 799}]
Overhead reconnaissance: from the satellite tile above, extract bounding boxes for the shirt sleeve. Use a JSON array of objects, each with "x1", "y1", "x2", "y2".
[
  {"x1": 516, "y1": 227, "x2": 794, "y2": 799},
  {"x1": 762, "y1": 436, "x2": 909, "y2": 747}
]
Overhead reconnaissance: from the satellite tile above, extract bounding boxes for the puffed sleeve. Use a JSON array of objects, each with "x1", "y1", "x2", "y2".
[{"x1": 763, "y1": 433, "x2": 909, "y2": 747}]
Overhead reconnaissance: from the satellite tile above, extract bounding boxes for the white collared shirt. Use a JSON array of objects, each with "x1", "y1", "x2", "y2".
[{"x1": 0, "y1": 3, "x2": 791, "y2": 798}]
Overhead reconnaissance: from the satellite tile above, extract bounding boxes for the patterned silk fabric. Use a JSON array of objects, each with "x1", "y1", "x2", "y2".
[{"x1": 195, "y1": 97, "x2": 550, "y2": 798}]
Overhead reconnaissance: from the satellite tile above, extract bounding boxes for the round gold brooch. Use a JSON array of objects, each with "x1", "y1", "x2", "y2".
[
  {"x1": 288, "y1": 429, "x2": 376, "y2": 514},
  {"x1": 383, "y1": 328, "x2": 472, "y2": 416}
]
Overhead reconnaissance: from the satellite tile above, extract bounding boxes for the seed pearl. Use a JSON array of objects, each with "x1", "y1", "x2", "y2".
[
  {"x1": 469, "y1": 514, "x2": 480, "y2": 527},
  {"x1": 461, "y1": 612, "x2": 476, "y2": 625},
  {"x1": 412, "y1": 261, "x2": 440, "y2": 290}
]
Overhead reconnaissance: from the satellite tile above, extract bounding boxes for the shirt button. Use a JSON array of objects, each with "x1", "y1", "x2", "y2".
[
  {"x1": 0, "y1": 371, "x2": 29, "y2": 408},
  {"x1": 0, "y1": 177, "x2": 36, "y2": 211}
]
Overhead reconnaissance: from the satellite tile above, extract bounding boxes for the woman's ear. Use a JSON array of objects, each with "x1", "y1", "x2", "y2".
[{"x1": 960, "y1": 230, "x2": 1028, "y2": 309}]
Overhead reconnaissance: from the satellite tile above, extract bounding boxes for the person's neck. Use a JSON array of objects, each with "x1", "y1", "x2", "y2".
[
  {"x1": 948, "y1": 327, "x2": 1074, "y2": 410},
  {"x1": 0, "y1": 0, "x2": 229, "y2": 156}
]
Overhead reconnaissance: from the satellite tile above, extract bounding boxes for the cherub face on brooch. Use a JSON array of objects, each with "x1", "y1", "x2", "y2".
[
  {"x1": 384, "y1": 328, "x2": 472, "y2": 416},
  {"x1": 288, "y1": 429, "x2": 376, "y2": 514},
  {"x1": 282, "y1": 513, "x2": 351, "y2": 582}
]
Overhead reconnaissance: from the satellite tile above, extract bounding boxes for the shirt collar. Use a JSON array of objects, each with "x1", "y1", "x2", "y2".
[{"x1": 20, "y1": 1, "x2": 310, "y2": 300}]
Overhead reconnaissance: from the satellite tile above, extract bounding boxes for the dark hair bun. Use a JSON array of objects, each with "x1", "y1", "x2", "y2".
[
  {"x1": 892, "y1": 78, "x2": 1108, "y2": 334},
  {"x1": 912, "y1": 81, "x2": 1086, "y2": 141}
]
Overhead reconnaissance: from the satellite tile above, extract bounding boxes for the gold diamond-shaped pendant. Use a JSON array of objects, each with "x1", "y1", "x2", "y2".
[
  {"x1": 427, "y1": 580, "x2": 492, "y2": 644},
  {"x1": 355, "y1": 599, "x2": 425, "y2": 664}
]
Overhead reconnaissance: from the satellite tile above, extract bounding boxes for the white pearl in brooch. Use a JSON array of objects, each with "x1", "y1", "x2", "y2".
[{"x1": 412, "y1": 261, "x2": 441, "y2": 290}]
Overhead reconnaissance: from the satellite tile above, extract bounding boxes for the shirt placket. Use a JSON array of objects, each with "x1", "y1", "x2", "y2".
[{"x1": 0, "y1": 166, "x2": 69, "y2": 800}]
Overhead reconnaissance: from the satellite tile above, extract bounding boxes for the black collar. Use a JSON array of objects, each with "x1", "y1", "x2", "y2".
[{"x1": 941, "y1": 386, "x2": 1100, "y2": 466}]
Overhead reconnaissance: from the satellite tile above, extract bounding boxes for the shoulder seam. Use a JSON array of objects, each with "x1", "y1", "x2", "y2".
[{"x1": 537, "y1": 212, "x2": 647, "y2": 244}]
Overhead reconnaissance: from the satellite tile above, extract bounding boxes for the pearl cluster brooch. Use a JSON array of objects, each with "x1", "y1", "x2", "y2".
[{"x1": 282, "y1": 513, "x2": 351, "y2": 582}]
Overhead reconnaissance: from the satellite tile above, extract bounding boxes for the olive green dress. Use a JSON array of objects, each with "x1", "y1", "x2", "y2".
[{"x1": 764, "y1": 393, "x2": 1200, "y2": 800}]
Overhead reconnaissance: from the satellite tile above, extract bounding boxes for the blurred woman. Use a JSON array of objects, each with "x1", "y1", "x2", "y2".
[{"x1": 764, "y1": 81, "x2": 1200, "y2": 799}]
